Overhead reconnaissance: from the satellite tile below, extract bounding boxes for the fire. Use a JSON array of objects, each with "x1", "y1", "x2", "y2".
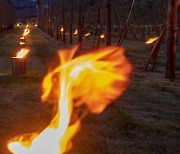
[
  {"x1": 26, "y1": 25, "x2": 29, "y2": 28},
  {"x1": 60, "y1": 27, "x2": 64, "y2": 32},
  {"x1": 85, "y1": 33, "x2": 90, "y2": 37},
  {"x1": 23, "y1": 28, "x2": 30, "y2": 37},
  {"x1": 17, "y1": 23, "x2": 20, "y2": 27},
  {"x1": 100, "y1": 34, "x2": 105, "y2": 39},
  {"x1": 20, "y1": 42, "x2": 25, "y2": 45},
  {"x1": 7, "y1": 46, "x2": 132, "y2": 154},
  {"x1": 74, "y1": 29, "x2": 78, "y2": 35},
  {"x1": 35, "y1": 24, "x2": 38, "y2": 27},
  {"x1": 145, "y1": 37, "x2": 158, "y2": 44},
  {"x1": 14, "y1": 48, "x2": 29, "y2": 58}
]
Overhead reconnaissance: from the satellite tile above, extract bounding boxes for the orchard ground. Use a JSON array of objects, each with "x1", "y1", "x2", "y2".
[{"x1": 0, "y1": 26, "x2": 179, "y2": 154}]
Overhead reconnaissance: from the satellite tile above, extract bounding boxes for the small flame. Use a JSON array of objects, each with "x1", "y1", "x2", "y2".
[
  {"x1": 100, "y1": 34, "x2": 105, "y2": 39},
  {"x1": 20, "y1": 42, "x2": 25, "y2": 45},
  {"x1": 17, "y1": 23, "x2": 20, "y2": 27},
  {"x1": 23, "y1": 28, "x2": 30, "y2": 37},
  {"x1": 14, "y1": 48, "x2": 29, "y2": 58},
  {"x1": 85, "y1": 33, "x2": 90, "y2": 37},
  {"x1": 60, "y1": 27, "x2": 64, "y2": 32},
  {"x1": 145, "y1": 37, "x2": 158, "y2": 44},
  {"x1": 74, "y1": 29, "x2": 78, "y2": 35},
  {"x1": 35, "y1": 24, "x2": 38, "y2": 27},
  {"x1": 26, "y1": 25, "x2": 29, "y2": 28},
  {"x1": 7, "y1": 46, "x2": 132, "y2": 154}
]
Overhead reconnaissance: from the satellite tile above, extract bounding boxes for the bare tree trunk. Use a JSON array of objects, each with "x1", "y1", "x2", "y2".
[
  {"x1": 45, "y1": 0, "x2": 49, "y2": 33},
  {"x1": 78, "y1": 0, "x2": 83, "y2": 44},
  {"x1": 56, "y1": 20, "x2": 60, "y2": 39},
  {"x1": 106, "y1": 0, "x2": 111, "y2": 46},
  {"x1": 92, "y1": 0, "x2": 101, "y2": 49},
  {"x1": 112, "y1": 3, "x2": 120, "y2": 33},
  {"x1": 166, "y1": 0, "x2": 178, "y2": 79},
  {"x1": 50, "y1": 7, "x2": 53, "y2": 37},
  {"x1": 117, "y1": 0, "x2": 135, "y2": 46},
  {"x1": 37, "y1": 0, "x2": 42, "y2": 28},
  {"x1": 47, "y1": 0, "x2": 51, "y2": 35},
  {"x1": 69, "y1": 1, "x2": 74, "y2": 44},
  {"x1": 61, "y1": 0, "x2": 66, "y2": 43},
  {"x1": 96, "y1": 29, "x2": 102, "y2": 49}
]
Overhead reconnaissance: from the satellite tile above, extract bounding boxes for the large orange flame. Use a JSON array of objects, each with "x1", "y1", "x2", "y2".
[
  {"x1": 145, "y1": 37, "x2": 158, "y2": 44},
  {"x1": 7, "y1": 46, "x2": 132, "y2": 154}
]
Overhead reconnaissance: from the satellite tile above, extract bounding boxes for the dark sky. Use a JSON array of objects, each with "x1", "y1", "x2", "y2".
[
  {"x1": 11, "y1": 0, "x2": 38, "y2": 22},
  {"x1": 10, "y1": 0, "x2": 95, "y2": 22}
]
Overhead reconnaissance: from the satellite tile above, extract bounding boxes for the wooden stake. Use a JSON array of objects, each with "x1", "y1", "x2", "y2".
[
  {"x1": 144, "y1": 27, "x2": 166, "y2": 71},
  {"x1": 117, "y1": 0, "x2": 135, "y2": 46}
]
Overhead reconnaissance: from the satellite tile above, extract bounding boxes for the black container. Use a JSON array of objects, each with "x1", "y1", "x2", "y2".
[{"x1": 12, "y1": 57, "x2": 26, "y2": 76}]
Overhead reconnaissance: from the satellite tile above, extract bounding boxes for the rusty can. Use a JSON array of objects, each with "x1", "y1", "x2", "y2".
[{"x1": 12, "y1": 57, "x2": 26, "y2": 76}]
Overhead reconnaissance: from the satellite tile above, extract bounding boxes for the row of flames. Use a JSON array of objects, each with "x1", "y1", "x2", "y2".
[
  {"x1": 61, "y1": 26, "x2": 155, "y2": 43},
  {"x1": 7, "y1": 42, "x2": 132, "y2": 153},
  {"x1": 17, "y1": 23, "x2": 37, "y2": 28},
  {"x1": 15, "y1": 25, "x2": 30, "y2": 58},
  {"x1": 60, "y1": 27, "x2": 105, "y2": 39}
]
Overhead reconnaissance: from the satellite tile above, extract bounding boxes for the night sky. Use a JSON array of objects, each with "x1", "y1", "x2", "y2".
[
  {"x1": 10, "y1": 0, "x2": 95, "y2": 22},
  {"x1": 11, "y1": 0, "x2": 38, "y2": 22}
]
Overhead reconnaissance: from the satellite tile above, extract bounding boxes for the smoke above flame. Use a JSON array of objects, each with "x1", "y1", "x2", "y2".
[{"x1": 7, "y1": 46, "x2": 132, "y2": 154}]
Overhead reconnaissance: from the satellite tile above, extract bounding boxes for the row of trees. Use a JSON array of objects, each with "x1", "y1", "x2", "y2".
[
  {"x1": 0, "y1": 0, "x2": 17, "y2": 32},
  {"x1": 37, "y1": 0, "x2": 179, "y2": 79}
]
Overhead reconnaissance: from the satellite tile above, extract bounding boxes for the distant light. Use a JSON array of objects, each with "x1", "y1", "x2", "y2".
[
  {"x1": 74, "y1": 29, "x2": 78, "y2": 35},
  {"x1": 100, "y1": 34, "x2": 105, "y2": 39},
  {"x1": 85, "y1": 33, "x2": 90, "y2": 37},
  {"x1": 60, "y1": 27, "x2": 64, "y2": 32}
]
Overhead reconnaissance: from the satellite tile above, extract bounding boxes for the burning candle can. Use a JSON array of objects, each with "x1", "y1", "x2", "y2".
[{"x1": 12, "y1": 57, "x2": 26, "y2": 76}]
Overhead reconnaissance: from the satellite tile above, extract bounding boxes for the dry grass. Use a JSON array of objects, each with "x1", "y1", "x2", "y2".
[{"x1": 0, "y1": 26, "x2": 179, "y2": 154}]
